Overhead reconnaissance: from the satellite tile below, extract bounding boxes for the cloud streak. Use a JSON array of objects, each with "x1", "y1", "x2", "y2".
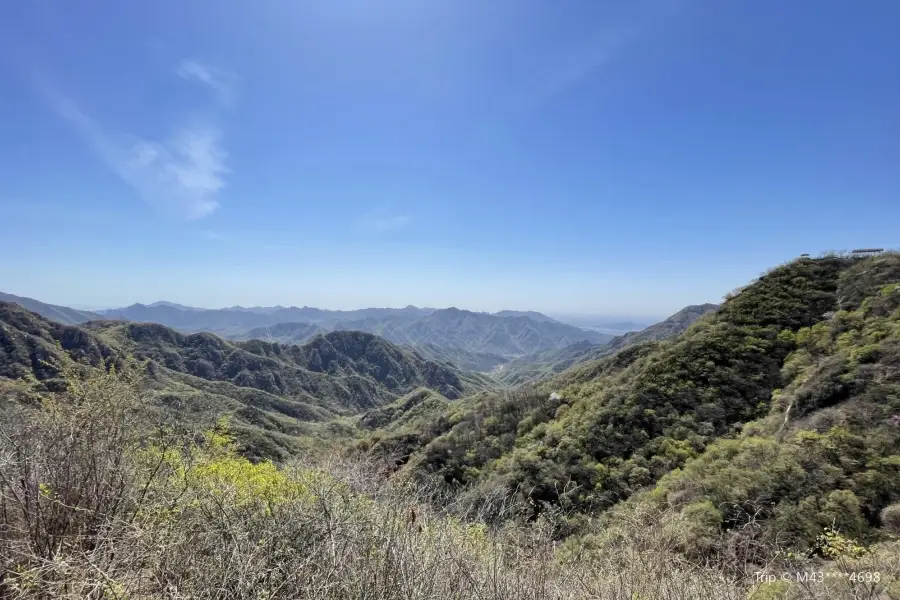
[
  {"x1": 176, "y1": 59, "x2": 238, "y2": 106},
  {"x1": 528, "y1": 25, "x2": 638, "y2": 111},
  {"x1": 357, "y1": 201, "x2": 413, "y2": 233},
  {"x1": 34, "y1": 62, "x2": 232, "y2": 221},
  {"x1": 371, "y1": 215, "x2": 411, "y2": 232}
]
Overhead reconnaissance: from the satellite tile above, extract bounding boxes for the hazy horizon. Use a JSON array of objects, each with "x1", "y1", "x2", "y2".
[{"x1": 35, "y1": 296, "x2": 664, "y2": 325}]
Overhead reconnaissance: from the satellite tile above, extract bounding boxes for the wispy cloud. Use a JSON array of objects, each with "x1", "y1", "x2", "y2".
[
  {"x1": 33, "y1": 61, "x2": 234, "y2": 221},
  {"x1": 176, "y1": 59, "x2": 238, "y2": 106},
  {"x1": 552, "y1": 29, "x2": 635, "y2": 94},
  {"x1": 528, "y1": 26, "x2": 637, "y2": 111},
  {"x1": 531, "y1": 0, "x2": 693, "y2": 109},
  {"x1": 357, "y1": 201, "x2": 413, "y2": 233},
  {"x1": 371, "y1": 215, "x2": 411, "y2": 232}
]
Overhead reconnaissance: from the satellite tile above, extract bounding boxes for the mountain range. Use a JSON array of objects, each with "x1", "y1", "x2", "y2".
[
  {"x1": 5, "y1": 295, "x2": 619, "y2": 369},
  {"x1": 0, "y1": 301, "x2": 493, "y2": 459},
  {"x1": 0, "y1": 290, "x2": 720, "y2": 383}
]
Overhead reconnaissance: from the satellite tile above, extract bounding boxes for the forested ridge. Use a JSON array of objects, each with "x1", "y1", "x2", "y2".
[
  {"x1": 361, "y1": 253, "x2": 900, "y2": 558},
  {"x1": 0, "y1": 302, "x2": 488, "y2": 459}
]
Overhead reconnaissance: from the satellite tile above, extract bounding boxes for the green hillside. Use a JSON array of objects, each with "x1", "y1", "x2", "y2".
[
  {"x1": 362, "y1": 253, "x2": 900, "y2": 556},
  {"x1": 0, "y1": 302, "x2": 490, "y2": 459}
]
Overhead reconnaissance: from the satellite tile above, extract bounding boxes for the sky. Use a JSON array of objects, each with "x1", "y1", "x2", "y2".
[{"x1": 1, "y1": 0, "x2": 898, "y2": 319}]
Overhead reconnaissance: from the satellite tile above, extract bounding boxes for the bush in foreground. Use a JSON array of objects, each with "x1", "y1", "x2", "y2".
[{"x1": 1, "y1": 359, "x2": 898, "y2": 599}]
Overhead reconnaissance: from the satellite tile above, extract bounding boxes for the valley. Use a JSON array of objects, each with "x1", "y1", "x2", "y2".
[
  {"x1": 5, "y1": 3, "x2": 897, "y2": 595},
  {"x1": 0, "y1": 290, "x2": 708, "y2": 385},
  {"x1": 2, "y1": 252, "x2": 900, "y2": 598}
]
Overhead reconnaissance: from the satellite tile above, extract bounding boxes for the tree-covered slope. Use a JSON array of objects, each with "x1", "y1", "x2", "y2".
[
  {"x1": 83, "y1": 321, "x2": 473, "y2": 407},
  {"x1": 0, "y1": 302, "x2": 487, "y2": 458},
  {"x1": 619, "y1": 254, "x2": 900, "y2": 555},
  {"x1": 359, "y1": 387, "x2": 451, "y2": 432},
  {"x1": 367, "y1": 254, "x2": 900, "y2": 554},
  {"x1": 602, "y1": 303, "x2": 719, "y2": 352}
]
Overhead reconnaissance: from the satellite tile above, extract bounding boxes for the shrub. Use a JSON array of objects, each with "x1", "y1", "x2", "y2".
[
  {"x1": 2, "y1": 350, "x2": 900, "y2": 599},
  {"x1": 882, "y1": 503, "x2": 900, "y2": 534}
]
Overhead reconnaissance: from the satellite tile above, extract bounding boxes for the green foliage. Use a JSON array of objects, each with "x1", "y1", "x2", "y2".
[
  {"x1": 366, "y1": 255, "x2": 900, "y2": 560},
  {"x1": 882, "y1": 503, "x2": 900, "y2": 534},
  {"x1": 817, "y1": 526, "x2": 869, "y2": 559},
  {"x1": 667, "y1": 500, "x2": 723, "y2": 555},
  {"x1": 359, "y1": 387, "x2": 449, "y2": 431},
  {"x1": 6, "y1": 253, "x2": 900, "y2": 580},
  {"x1": 485, "y1": 256, "x2": 834, "y2": 513},
  {"x1": 626, "y1": 257, "x2": 900, "y2": 556},
  {"x1": 4, "y1": 325, "x2": 900, "y2": 598},
  {"x1": 409, "y1": 386, "x2": 566, "y2": 490}
]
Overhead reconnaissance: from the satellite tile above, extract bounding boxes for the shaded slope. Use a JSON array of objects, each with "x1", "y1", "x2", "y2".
[
  {"x1": 234, "y1": 321, "x2": 325, "y2": 344},
  {"x1": 88, "y1": 322, "x2": 470, "y2": 408},
  {"x1": 411, "y1": 343, "x2": 509, "y2": 373},
  {"x1": 1, "y1": 303, "x2": 485, "y2": 458},
  {"x1": 360, "y1": 387, "x2": 450, "y2": 432},
  {"x1": 0, "y1": 292, "x2": 104, "y2": 325}
]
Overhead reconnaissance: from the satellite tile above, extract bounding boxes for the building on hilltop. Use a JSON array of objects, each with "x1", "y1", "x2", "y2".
[{"x1": 851, "y1": 248, "x2": 885, "y2": 257}]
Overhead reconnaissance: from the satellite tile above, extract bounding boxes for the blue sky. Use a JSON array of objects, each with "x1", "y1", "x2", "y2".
[{"x1": 1, "y1": 0, "x2": 898, "y2": 318}]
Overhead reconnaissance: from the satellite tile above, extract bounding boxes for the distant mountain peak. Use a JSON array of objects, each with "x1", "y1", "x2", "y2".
[
  {"x1": 493, "y1": 310, "x2": 556, "y2": 323},
  {"x1": 148, "y1": 301, "x2": 205, "y2": 311}
]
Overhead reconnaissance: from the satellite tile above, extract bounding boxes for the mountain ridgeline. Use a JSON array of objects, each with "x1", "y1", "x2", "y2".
[
  {"x1": 97, "y1": 303, "x2": 436, "y2": 334},
  {"x1": 4, "y1": 295, "x2": 625, "y2": 375},
  {"x1": 102, "y1": 304, "x2": 614, "y2": 359},
  {"x1": 0, "y1": 302, "x2": 491, "y2": 459},
  {"x1": 0, "y1": 292, "x2": 104, "y2": 325}
]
